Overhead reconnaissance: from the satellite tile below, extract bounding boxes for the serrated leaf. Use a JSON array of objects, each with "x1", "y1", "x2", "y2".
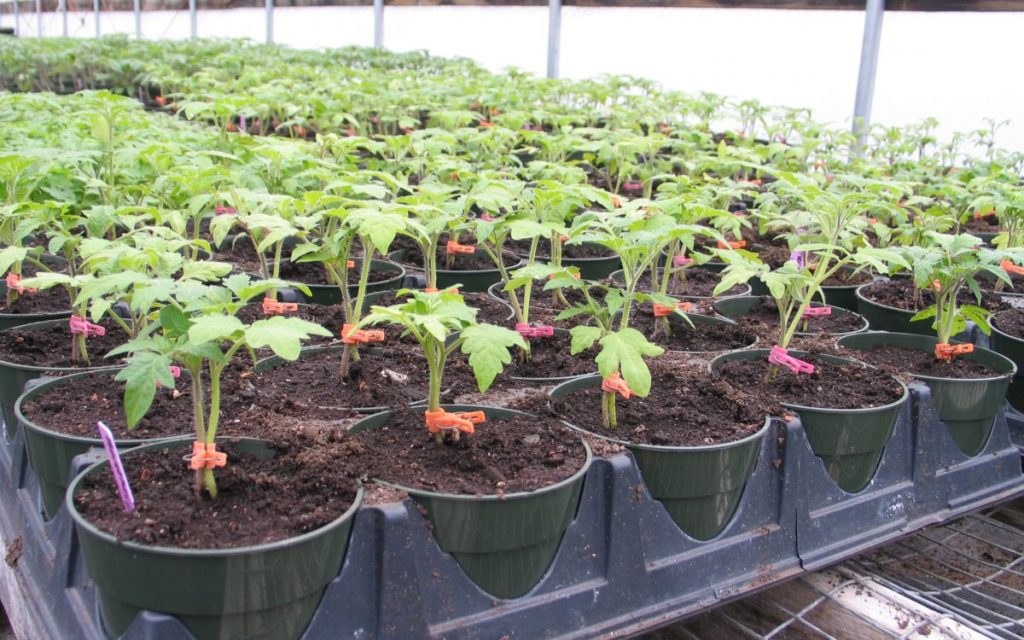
[
  {"x1": 460, "y1": 323, "x2": 526, "y2": 392},
  {"x1": 188, "y1": 314, "x2": 243, "y2": 344},
  {"x1": 595, "y1": 328, "x2": 663, "y2": 397},
  {"x1": 569, "y1": 325, "x2": 601, "y2": 354},
  {"x1": 115, "y1": 352, "x2": 174, "y2": 428},
  {"x1": 244, "y1": 316, "x2": 332, "y2": 360}
]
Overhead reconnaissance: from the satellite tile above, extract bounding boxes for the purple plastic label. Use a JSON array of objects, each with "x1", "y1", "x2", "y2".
[
  {"x1": 239, "y1": 115, "x2": 247, "y2": 134},
  {"x1": 790, "y1": 250, "x2": 805, "y2": 269},
  {"x1": 96, "y1": 421, "x2": 134, "y2": 513}
]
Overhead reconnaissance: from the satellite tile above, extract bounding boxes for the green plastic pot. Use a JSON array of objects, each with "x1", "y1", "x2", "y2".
[
  {"x1": 350, "y1": 405, "x2": 591, "y2": 599},
  {"x1": 0, "y1": 318, "x2": 120, "y2": 441},
  {"x1": 821, "y1": 270, "x2": 878, "y2": 312},
  {"x1": 709, "y1": 349, "x2": 908, "y2": 493},
  {"x1": 512, "y1": 242, "x2": 620, "y2": 280},
  {"x1": 713, "y1": 296, "x2": 869, "y2": 338},
  {"x1": 990, "y1": 315, "x2": 1024, "y2": 413},
  {"x1": 289, "y1": 258, "x2": 406, "y2": 305},
  {"x1": 0, "y1": 281, "x2": 71, "y2": 330},
  {"x1": 254, "y1": 343, "x2": 427, "y2": 413},
  {"x1": 548, "y1": 375, "x2": 770, "y2": 540},
  {"x1": 855, "y1": 283, "x2": 933, "y2": 335},
  {"x1": 389, "y1": 248, "x2": 525, "y2": 293},
  {"x1": 67, "y1": 437, "x2": 363, "y2": 640},
  {"x1": 608, "y1": 268, "x2": 752, "y2": 300},
  {"x1": 837, "y1": 332, "x2": 1015, "y2": 457},
  {"x1": 16, "y1": 370, "x2": 187, "y2": 519}
]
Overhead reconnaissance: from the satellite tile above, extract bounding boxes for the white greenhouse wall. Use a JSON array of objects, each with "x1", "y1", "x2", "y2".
[{"x1": 2, "y1": 5, "x2": 1022, "y2": 152}]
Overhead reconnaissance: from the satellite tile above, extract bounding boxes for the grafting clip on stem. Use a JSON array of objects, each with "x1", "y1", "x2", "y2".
[
  {"x1": 515, "y1": 323, "x2": 554, "y2": 339},
  {"x1": 187, "y1": 441, "x2": 227, "y2": 470},
  {"x1": 69, "y1": 315, "x2": 105, "y2": 337},
  {"x1": 717, "y1": 240, "x2": 747, "y2": 250},
  {"x1": 768, "y1": 346, "x2": 815, "y2": 375},
  {"x1": 5, "y1": 273, "x2": 36, "y2": 295},
  {"x1": 424, "y1": 409, "x2": 485, "y2": 435},
  {"x1": 935, "y1": 343, "x2": 973, "y2": 361},
  {"x1": 446, "y1": 241, "x2": 475, "y2": 255},
  {"x1": 341, "y1": 323, "x2": 385, "y2": 345},
  {"x1": 601, "y1": 372, "x2": 632, "y2": 399},
  {"x1": 802, "y1": 306, "x2": 832, "y2": 319},
  {"x1": 652, "y1": 301, "x2": 693, "y2": 317},
  {"x1": 1001, "y1": 260, "x2": 1024, "y2": 277},
  {"x1": 262, "y1": 296, "x2": 297, "y2": 316}
]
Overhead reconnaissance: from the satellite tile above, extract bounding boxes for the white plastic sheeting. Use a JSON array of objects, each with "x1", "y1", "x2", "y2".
[{"x1": 2, "y1": 4, "x2": 1022, "y2": 151}]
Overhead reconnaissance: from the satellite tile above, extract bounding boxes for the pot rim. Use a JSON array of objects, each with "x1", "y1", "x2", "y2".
[
  {"x1": 836, "y1": 331, "x2": 1017, "y2": 382},
  {"x1": 66, "y1": 435, "x2": 365, "y2": 557}
]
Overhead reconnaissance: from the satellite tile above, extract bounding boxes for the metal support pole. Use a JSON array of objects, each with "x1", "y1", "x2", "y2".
[
  {"x1": 35, "y1": 0, "x2": 40, "y2": 36},
  {"x1": 373, "y1": 0, "x2": 383, "y2": 49},
  {"x1": 852, "y1": 0, "x2": 885, "y2": 152},
  {"x1": 546, "y1": 0, "x2": 561, "y2": 79},
  {"x1": 13, "y1": 0, "x2": 19, "y2": 37},
  {"x1": 62, "y1": 0, "x2": 68, "y2": 36},
  {"x1": 133, "y1": 0, "x2": 140, "y2": 38},
  {"x1": 265, "y1": 0, "x2": 272, "y2": 44},
  {"x1": 93, "y1": 0, "x2": 99, "y2": 37},
  {"x1": 189, "y1": 0, "x2": 196, "y2": 38}
]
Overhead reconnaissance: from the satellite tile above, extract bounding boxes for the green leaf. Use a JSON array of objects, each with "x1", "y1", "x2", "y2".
[
  {"x1": 188, "y1": 314, "x2": 243, "y2": 344},
  {"x1": 460, "y1": 323, "x2": 526, "y2": 392},
  {"x1": 159, "y1": 304, "x2": 192, "y2": 339},
  {"x1": 115, "y1": 352, "x2": 175, "y2": 428},
  {"x1": 182, "y1": 261, "x2": 233, "y2": 282},
  {"x1": 595, "y1": 328, "x2": 664, "y2": 397},
  {"x1": 569, "y1": 325, "x2": 601, "y2": 355},
  {"x1": 244, "y1": 316, "x2": 332, "y2": 360}
]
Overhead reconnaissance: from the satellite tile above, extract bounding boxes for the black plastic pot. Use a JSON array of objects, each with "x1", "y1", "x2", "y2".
[
  {"x1": 709, "y1": 349, "x2": 908, "y2": 493},
  {"x1": 608, "y1": 268, "x2": 752, "y2": 301},
  {"x1": 16, "y1": 370, "x2": 187, "y2": 519},
  {"x1": 855, "y1": 282, "x2": 933, "y2": 335},
  {"x1": 548, "y1": 375, "x2": 770, "y2": 540},
  {"x1": 0, "y1": 318, "x2": 120, "y2": 441},
  {"x1": 67, "y1": 437, "x2": 363, "y2": 640},
  {"x1": 512, "y1": 242, "x2": 620, "y2": 280},
  {"x1": 0, "y1": 281, "x2": 71, "y2": 330},
  {"x1": 990, "y1": 314, "x2": 1024, "y2": 413},
  {"x1": 837, "y1": 332, "x2": 1015, "y2": 457},
  {"x1": 254, "y1": 343, "x2": 427, "y2": 413},
  {"x1": 821, "y1": 270, "x2": 879, "y2": 312},
  {"x1": 652, "y1": 311, "x2": 758, "y2": 354},
  {"x1": 291, "y1": 258, "x2": 406, "y2": 305},
  {"x1": 350, "y1": 405, "x2": 591, "y2": 599},
  {"x1": 389, "y1": 248, "x2": 525, "y2": 293},
  {"x1": 713, "y1": 296, "x2": 869, "y2": 338}
]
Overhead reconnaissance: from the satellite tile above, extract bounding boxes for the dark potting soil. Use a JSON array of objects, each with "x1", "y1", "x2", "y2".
[
  {"x1": 74, "y1": 438, "x2": 360, "y2": 548},
  {"x1": 507, "y1": 239, "x2": 615, "y2": 260},
  {"x1": 452, "y1": 332, "x2": 597, "y2": 380},
  {"x1": 822, "y1": 270, "x2": 874, "y2": 287},
  {"x1": 0, "y1": 318, "x2": 128, "y2": 367},
  {"x1": 837, "y1": 344, "x2": 1000, "y2": 379},
  {"x1": 732, "y1": 298, "x2": 865, "y2": 335},
  {"x1": 506, "y1": 281, "x2": 600, "y2": 312},
  {"x1": 964, "y1": 215, "x2": 1000, "y2": 234},
  {"x1": 398, "y1": 240, "x2": 510, "y2": 272},
  {"x1": 0, "y1": 285, "x2": 70, "y2": 315},
  {"x1": 860, "y1": 279, "x2": 1010, "y2": 313},
  {"x1": 994, "y1": 308, "x2": 1024, "y2": 340},
  {"x1": 275, "y1": 260, "x2": 396, "y2": 286},
  {"x1": 252, "y1": 347, "x2": 429, "y2": 414},
  {"x1": 237, "y1": 302, "x2": 345, "y2": 344},
  {"x1": 351, "y1": 407, "x2": 586, "y2": 495},
  {"x1": 630, "y1": 312, "x2": 757, "y2": 352},
  {"x1": 550, "y1": 361, "x2": 767, "y2": 447},
  {"x1": 715, "y1": 354, "x2": 904, "y2": 411},
  {"x1": 211, "y1": 236, "x2": 263, "y2": 274},
  {"x1": 633, "y1": 268, "x2": 746, "y2": 297}
]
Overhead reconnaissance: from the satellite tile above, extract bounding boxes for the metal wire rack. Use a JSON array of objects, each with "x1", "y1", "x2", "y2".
[{"x1": 647, "y1": 499, "x2": 1024, "y2": 640}]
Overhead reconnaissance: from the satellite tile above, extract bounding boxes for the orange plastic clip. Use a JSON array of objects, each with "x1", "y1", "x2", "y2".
[
  {"x1": 424, "y1": 409, "x2": 485, "y2": 435},
  {"x1": 935, "y1": 343, "x2": 974, "y2": 361},
  {"x1": 341, "y1": 323, "x2": 385, "y2": 345},
  {"x1": 717, "y1": 240, "x2": 747, "y2": 250},
  {"x1": 262, "y1": 297, "x2": 298, "y2": 316},
  {"x1": 4, "y1": 273, "x2": 36, "y2": 295},
  {"x1": 479, "y1": 121, "x2": 494, "y2": 128},
  {"x1": 188, "y1": 441, "x2": 227, "y2": 470},
  {"x1": 869, "y1": 217, "x2": 879, "y2": 225},
  {"x1": 1001, "y1": 260, "x2": 1024, "y2": 276},
  {"x1": 612, "y1": 196, "x2": 622, "y2": 208},
  {"x1": 601, "y1": 372, "x2": 632, "y2": 399},
  {"x1": 974, "y1": 209, "x2": 996, "y2": 220},
  {"x1": 932, "y1": 280, "x2": 942, "y2": 292},
  {"x1": 548, "y1": 272, "x2": 581, "y2": 280},
  {"x1": 347, "y1": 260, "x2": 356, "y2": 269},
  {"x1": 446, "y1": 241, "x2": 476, "y2": 255},
  {"x1": 423, "y1": 287, "x2": 459, "y2": 294},
  {"x1": 652, "y1": 301, "x2": 694, "y2": 317}
]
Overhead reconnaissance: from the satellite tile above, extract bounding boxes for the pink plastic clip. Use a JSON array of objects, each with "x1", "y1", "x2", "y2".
[
  {"x1": 480, "y1": 213, "x2": 497, "y2": 222},
  {"x1": 672, "y1": 255, "x2": 693, "y2": 267},
  {"x1": 768, "y1": 346, "x2": 814, "y2": 375},
  {"x1": 214, "y1": 205, "x2": 237, "y2": 215},
  {"x1": 802, "y1": 307, "x2": 832, "y2": 319},
  {"x1": 69, "y1": 316, "x2": 105, "y2": 337},
  {"x1": 157, "y1": 366, "x2": 181, "y2": 388},
  {"x1": 515, "y1": 323, "x2": 554, "y2": 339}
]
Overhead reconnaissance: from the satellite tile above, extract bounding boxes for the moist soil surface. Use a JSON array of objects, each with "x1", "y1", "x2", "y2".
[
  {"x1": 74, "y1": 437, "x2": 360, "y2": 548},
  {"x1": 252, "y1": 347, "x2": 429, "y2": 415},
  {"x1": 0, "y1": 318, "x2": 128, "y2": 367},
  {"x1": 238, "y1": 302, "x2": 345, "y2": 345},
  {"x1": 994, "y1": 308, "x2": 1024, "y2": 340},
  {"x1": 507, "y1": 239, "x2": 615, "y2": 260},
  {"x1": 838, "y1": 344, "x2": 1001, "y2": 379},
  {"x1": 860, "y1": 279, "x2": 1011, "y2": 313},
  {"x1": 822, "y1": 270, "x2": 875, "y2": 287},
  {"x1": 715, "y1": 354, "x2": 904, "y2": 411},
  {"x1": 350, "y1": 406, "x2": 586, "y2": 495},
  {"x1": 0, "y1": 263, "x2": 72, "y2": 314},
  {"x1": 630, "y1": 312, "x2": 757, "y2": 352},
  {"x1": 275, "y1": 260, "x2": 397, "y2": 286},
  {"x1": 551, "y1": 361, "x2": 768, "y2": 447},
  {"x1": 211, "y1": 235, "x2": 263, "y2": 274},
  {"x1": 453, "y1": 332, "x2": 597, "y2": 380},
  {"x1": 728, "y1": 298, "x2": 866, "y2": 336},
  {"x1": 964, "y1": 214, "x2": 1000, "y2": 234},
  {"x1": 397, "y1": 240, "x2": 514, "y2": 272},
  {"x1": 631, "y1": 268, "x2": 747, "y2": 297}
]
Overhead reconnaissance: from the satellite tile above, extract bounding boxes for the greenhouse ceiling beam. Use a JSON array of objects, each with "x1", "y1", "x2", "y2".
[
  {"x1": 852, "y1": 0, "x2": 885, "y2": 152},
  {"x1": 374, "y1": 0, "x2": 384, "y2": 48},
  {"x1": 547, "y1": 0, "x2": 560, "y2": 78},
  {"x1": 377, "y1": 0, "x2": 1018, "y2": 10}
]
